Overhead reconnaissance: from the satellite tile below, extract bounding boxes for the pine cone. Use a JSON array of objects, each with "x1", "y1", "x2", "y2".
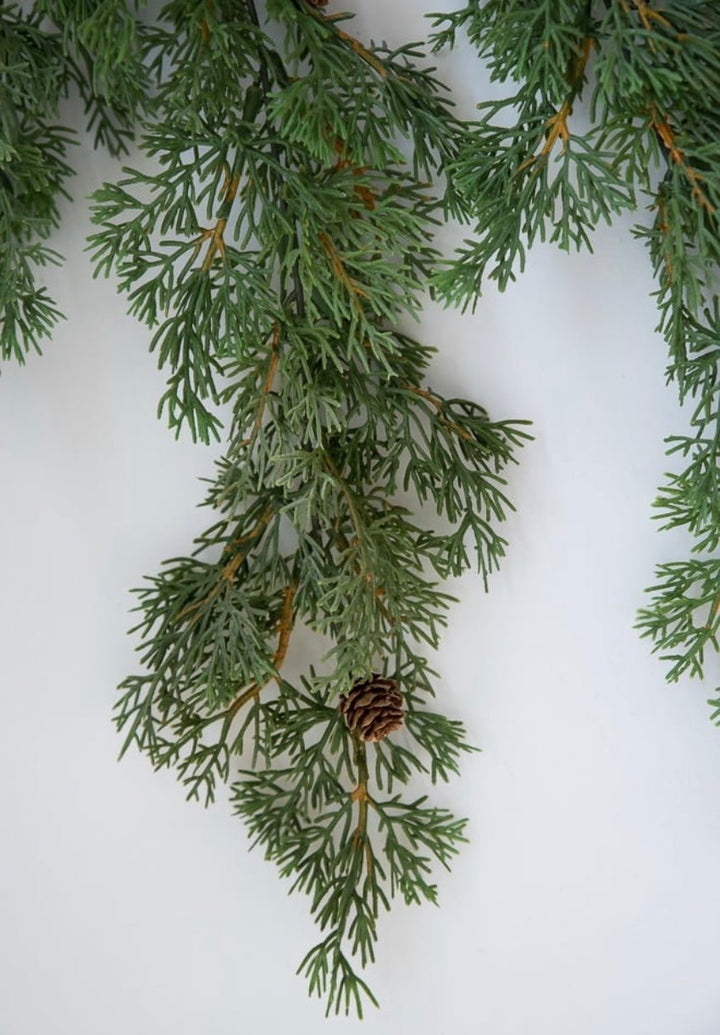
[{"x1": 339, "y1": 675, "x2": 404, "y2": 742}]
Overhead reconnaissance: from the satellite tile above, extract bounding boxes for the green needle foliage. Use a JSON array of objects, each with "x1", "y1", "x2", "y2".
[
  {"x1": 88, "y1": 0, "x2": 530, "y2": 1016},
  {"x1": 0, "y1": 0, "x2": 147, "y2": 364},
  {"x1": 432, "y1": 2, "x2": 720, "y2": 717}
]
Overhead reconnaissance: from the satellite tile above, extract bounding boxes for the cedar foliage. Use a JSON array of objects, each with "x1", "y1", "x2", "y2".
[
  {"x1": 0, "y1": 0, "x2": 147, "y2": 363},
  {"x1": 433, "y1": 1, "x2": 720, "y2": 715},
  {"x1": 84, "y1": 0, "x2": 529, "y2": 1015}
]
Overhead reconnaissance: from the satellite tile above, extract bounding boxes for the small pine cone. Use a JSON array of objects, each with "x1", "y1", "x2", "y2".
[{"x1": 339, "y1": 675, "x2": 404, "y2": 743}]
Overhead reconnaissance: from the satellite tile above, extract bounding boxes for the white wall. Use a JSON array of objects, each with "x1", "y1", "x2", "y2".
[{"x1": 2, "y1": 3, "x2": 720, "y2": 1033}]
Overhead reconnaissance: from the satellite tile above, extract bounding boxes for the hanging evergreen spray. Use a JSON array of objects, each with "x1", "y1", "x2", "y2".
[
  {"x1": 432, "y1": 1, "x2": 720, "y2": 716},
  {"x1": 9, "y1": 0, "x2": 720, "y2": 1017},
  {"x1": 0, "y1": 0, "x2": 147, "y2": 362},
  {"x1": 0, "y1": 0, "x2": 530, "y2": 1015}
]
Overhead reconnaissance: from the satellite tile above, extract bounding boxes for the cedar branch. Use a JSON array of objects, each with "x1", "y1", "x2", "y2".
[{"x1": 324, "y1": 452, "x2": 371, "y2": 575}]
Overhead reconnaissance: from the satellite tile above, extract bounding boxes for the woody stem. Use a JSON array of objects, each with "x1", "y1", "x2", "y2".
[{"x1": 351, "y1": 731, "x2": 372, "y2": 863}]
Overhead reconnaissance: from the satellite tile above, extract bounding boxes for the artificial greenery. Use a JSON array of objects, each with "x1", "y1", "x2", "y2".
[
  {"x1": 84, "y1": 0, "x2": 529, "y2": 1016},
  {"x1": 432, "y1": 2, "x2": 720, "y2": 715},
  {"x1": 9, "y1": 0, "x2": 720, "y2": 1015},
  {"x1": 0, "y1": 1, "x2": 147, "y2": 364}
]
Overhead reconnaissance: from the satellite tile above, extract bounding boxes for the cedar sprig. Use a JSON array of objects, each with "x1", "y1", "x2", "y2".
[
  {"x1": 434, "y1": 1, "x2": 720, "y2": 714},
  {"x1": 96, "y1": 0, "x2": 530, "y2": 1014},
  {"x1": 231, "y1": 674, "x2": 469, "y2": 1018},
  {"x1": 0, "y1": 0, "x2": 147, "y2": 365}
]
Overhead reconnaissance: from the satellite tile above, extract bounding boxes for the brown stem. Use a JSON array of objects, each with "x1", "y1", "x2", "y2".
[
  {"x1": 318, "y1": 232, "x2": 369, "y2": 311},
  {"x1": 350, "y1": 732, "x2": 374, "y2": 874},
  {"x1": 517, "y1": 36, "x2": 593, "y2": 174},
  {"x1": 404, "y1": 383, "x2": 474, "y2": 443},
  {"x1": 324, "y1": 452, "x2": 370, "y2": 576},
  {"x1": 200, "y1": 0, "x2": 215, "y2": 43},
  {"x1": 305, "y1": 7, "x2": 389, "y2": 78},
  {"x1": 622, "y1": 0, "x2": 672, "y2": 34},
  {"x1": 706, "y1": 589, "x2": 720, "y2": 631},
  {"x1": 195, "y1": 164, "x2": 241, "y2": 272},
  {"x1": 538, "y1": 97, "x2": 573, "y2": 159},
  {"x1": 651, "y1": 107, "x2": 715, "y2": 215},
  {"x1": 175, "y1": 506, "x2": 274, "y2": 624},
  {"x1": 237, "y1": 324, "x2": 281, "y2": 450},
  {"x1": 225, "y1": 584, "x2": 296, "y2": 723}
]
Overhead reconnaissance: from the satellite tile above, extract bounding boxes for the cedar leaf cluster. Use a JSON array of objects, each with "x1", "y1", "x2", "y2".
[
  {"x1": 86, "y1": 0, "x2": 530, "y2": 1015},
  {"x1": 433, "y1": 1, "x2": 720, "y2": 715},
  {"x1": 0, "y1": 0, "x2": 147, "y2": 364}
]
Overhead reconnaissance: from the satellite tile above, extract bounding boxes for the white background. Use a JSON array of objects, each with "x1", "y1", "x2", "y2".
[{"x1": 3, "y1": 3, "x2": 720, "y2": 1033}]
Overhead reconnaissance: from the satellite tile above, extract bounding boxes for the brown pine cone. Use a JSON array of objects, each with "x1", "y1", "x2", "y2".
[{"x1": 339, "y1": 675, "x2": 404, "y2": 742}]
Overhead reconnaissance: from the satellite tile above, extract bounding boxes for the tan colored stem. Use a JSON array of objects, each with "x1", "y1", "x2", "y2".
[
  {"x1": 306, "y1": 8, "x2": 389, "y2": 78},
  {"x1": 706, "y1": 590, "x2": 720, "y2": 631},
  {"x1": 623, "y1": 0, "x2": 672, "y2": 33},
  {"x1": 404, "y1": 383, "x2": 474, "y2": 443},
  {"x1": 651, "y1": 108, "x2": 715, "y2": 214},
  {"x1": 350, "y1": 733, "x2": 373, "y2": 874},
  {"x1": 517, "y1": 36, "x2": 592, "y2": 174},
  {"x1": 237, "y1": 325, "x2": 281, "y2": 450},
  {"x1": 225, "y1": 584, "x2": 296, "y2": 723},
  {"x1": 324, "y1": 453, "x2": 370, "y2": 575},
  {"x1": 175, "y1": 506, "x2": 274, "y2": 624},
  {"x1": 318, "y1": 233, "x2": 369, "y2": 311},
  {"x1": 195, "y1": 166, "x2": 241, "y2": 271}
]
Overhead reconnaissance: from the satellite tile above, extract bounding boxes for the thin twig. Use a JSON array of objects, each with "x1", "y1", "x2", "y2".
[
  {"x1": 324, "y1": 452, "x2": 370, "y2": 574},
  {"x1": 319, "y1": 232, "x2": 369, "y2": 311},
  {"x1": 225, "y1": 584, "x2": 297, "y2": 722},
  {"x1": 350, "y1": 732, "x2": 374, "y2": 875},
  {"x1": 517, "y1": 36, "x2": 592, "y2": 174},
  {"x1": 175, "y1": 506, "x2": 274, "y2": 623},
  {"x1": 621, "y1": 0, "x2": 672, "y2": 34},
  {"x1": 305, "y1": 7, "x2": 389, "y2": 79},
  {"x1": 404, "y1": 383, "x2": 474, "y2": 442},
  {"x1": 237, "y1": 323, "x2": 281, "y2": 450},
  {"x1": 706, "y1": 589, "x2": 720, "y2": 631},
  {"x1": 651, "y1": 106, "x2": 715, "y2": 214}
]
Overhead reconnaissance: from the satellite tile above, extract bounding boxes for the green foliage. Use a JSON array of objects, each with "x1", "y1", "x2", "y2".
[
  {"x1": 0, "y1": 0, "x2": 147, "y2": 364},
  {"x1": 0, "y1": 3, "x2": 70, "y2": 362},
  {"x1": 435, "y1": 1, "x2": 720, "y2": 709},
  {"x1": 232, "y1": 672, "x2": 469, "y2": 1017},
  {"x1": 96, "y1": 0, "x2": 530, "y2": 1014},
  {"x1": 638, "y1": 558, "x2": 720, "y2": 682},
  {"x1": 35, "y1": 0, "x2": 149, "y2": 154}
]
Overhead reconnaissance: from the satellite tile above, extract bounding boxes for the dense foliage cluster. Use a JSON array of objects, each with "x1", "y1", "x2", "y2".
[
  {"x1": 16, "y1": 0, "x2": 719, "y2": 1015},
  {"x1": 433, "y1": 1, "x2": 720, "y2": 713},
  {"x1": 85, "y1": 0, "x2": 529, "y2": 1015},
  {"x1": 0, "y1": 0, "x2": 146, "y2": 363}
]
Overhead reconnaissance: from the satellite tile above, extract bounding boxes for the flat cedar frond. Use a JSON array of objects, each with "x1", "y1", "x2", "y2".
[
  {"x1": 0, "y1": 1, "x2": 148, "y2": 365},
  {"x1": 436, "y1": 1, "x2": 720, "y2": 712},
  {"x1": 81, "y1": 0, "x2": 532, "y2": 1017}
]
